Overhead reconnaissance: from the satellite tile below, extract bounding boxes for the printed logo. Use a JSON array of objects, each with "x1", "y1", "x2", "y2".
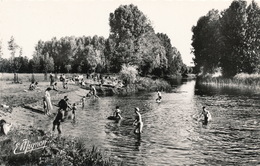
[{"x1": 14, "y1": 139, "x2": 48, "y2": 154}]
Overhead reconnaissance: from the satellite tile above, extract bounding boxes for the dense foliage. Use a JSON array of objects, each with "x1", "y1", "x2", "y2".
[
  {"x1": 192, "y1": 0, "x2": 260, "y2": 77},
  {"x1": 0, "y1": 4, "x2": 186, "y2": 77}
]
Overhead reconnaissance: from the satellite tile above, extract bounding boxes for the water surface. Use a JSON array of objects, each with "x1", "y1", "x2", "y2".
[{"x1": 63, "y1": 80, "x2": 260, "y2": 165}]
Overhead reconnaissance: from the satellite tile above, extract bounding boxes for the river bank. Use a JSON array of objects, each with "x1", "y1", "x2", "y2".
[{"x1": 0, "y1": 80, "x2": 120, "y2": 165}]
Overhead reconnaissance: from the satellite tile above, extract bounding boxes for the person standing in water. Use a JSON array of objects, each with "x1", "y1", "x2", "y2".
[
  {"x1": 113, "y1": 106, "x2": 122, "y2": 119},
  {"x1": 133, "y1": 107, "x2": 143, "y2": 134},
  {"x1": 199, "y1": 106, "x2": 212, "y2": 125},
  {"x1": 156, "y1": 90, "x2": 162, "y2": 102}
]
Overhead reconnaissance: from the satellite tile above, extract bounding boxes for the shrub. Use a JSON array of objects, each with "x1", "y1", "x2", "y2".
[{"x1": 119, "y1": 64, "x2": 138, "y2": 85}]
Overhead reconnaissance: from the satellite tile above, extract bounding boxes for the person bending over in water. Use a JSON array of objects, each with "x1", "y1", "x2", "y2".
[
  {"x1": 199, "y1": 106, "x2": 212, "y2": 125},
  {"x1": 113, "y1": 106, "x2": 122, "y2": 119},
  {"x1": 133, "y1": 107, "x2": 143, "y2": 134}
]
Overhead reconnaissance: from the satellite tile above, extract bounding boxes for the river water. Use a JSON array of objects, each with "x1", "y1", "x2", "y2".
[{"x1": 63, "y1": 80, "x2": 260, "y2": 165}]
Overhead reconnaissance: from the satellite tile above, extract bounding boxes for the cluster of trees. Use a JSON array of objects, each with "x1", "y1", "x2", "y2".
[
  {"x1": 192, "y1": 0, "x2": 260, "y2": 77},
  {"x1": 0, "y1": 4, "x2": 186, "y2": 77}
]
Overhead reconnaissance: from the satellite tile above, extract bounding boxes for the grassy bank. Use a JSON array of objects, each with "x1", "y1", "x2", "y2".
[
  {"x1": 198, "y1": 73, "x2": 260, "y2": 89},
  {"x1": 0, "y1": 128, "x2": 118, "y2": 166}
]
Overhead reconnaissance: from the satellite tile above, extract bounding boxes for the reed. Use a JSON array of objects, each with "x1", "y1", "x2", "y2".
[
  {"x1": 135, "y1": 76, "x2": 172, "y2": 92},
  {"x1": 198, "y1": 73, "x2": 260, "y2": 89}
]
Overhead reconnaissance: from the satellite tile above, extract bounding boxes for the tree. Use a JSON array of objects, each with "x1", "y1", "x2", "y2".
[
  {"x1": 191, "y1": 9, "x2": 221, "y2": 75},
  {"x1": 109, "y1": 4, "x2": 153, "y2": 41},
  {"x1": 108, "y1": 4, "x2": 156, "y2": 73},
  {"x1": 0, "y1": 40, "x2": 3, "y2": 59},
  {"x1": 219, "y1": 0, "x2": 248, "y2": 77},
  {"x1": 137, "y1": 32, "x2": 167, "y2": 76},
  {"x1": 8, "y1": 36, "x2": 18, "y2": 59},
  {"x1": 244, "y1": 0, "x2": 260, "y2": 73}
]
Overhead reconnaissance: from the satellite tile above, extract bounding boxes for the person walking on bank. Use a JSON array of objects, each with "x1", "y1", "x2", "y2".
[
  {"x1": 52, "y1": 108, "x2": 64, "y2": 135},
  {"x1": 50, "y1": 73, "x2": 55, "y2": 86}
]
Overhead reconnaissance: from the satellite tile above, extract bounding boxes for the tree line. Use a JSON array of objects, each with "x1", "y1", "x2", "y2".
[
  {"x1": 192, "y1": 0, "x2": 260, "y2": 77},
  {"x1": 0, "y1": 4, "x2": 187, "y2": 77}
]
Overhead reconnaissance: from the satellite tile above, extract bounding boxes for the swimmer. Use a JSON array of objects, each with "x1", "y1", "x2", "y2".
[
  {"x1": 199, "y1": 106, "x2": 212, "y2": 125},
  {"x1": 113, "y1": 106, "x2": 122, "y2": 119},
  {"x1": 133, "y1": 107, "x2": 143, "y2": 134},
  {"x1": 156, "y1": 90, "x2": 162, "y2": 102}
]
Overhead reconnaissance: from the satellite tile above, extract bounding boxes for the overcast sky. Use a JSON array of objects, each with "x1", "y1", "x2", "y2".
[{"x1": 0, "y1": 0, "x2": 258, "y2": 65}]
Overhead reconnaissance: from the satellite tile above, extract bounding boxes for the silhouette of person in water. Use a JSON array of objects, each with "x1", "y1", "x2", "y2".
[
  {"x1": 200, "y1": 106, "x2": 212, "y2": 125},
  {"x1": 133, "y1": 107, "x2": 143, "y2": 134}
]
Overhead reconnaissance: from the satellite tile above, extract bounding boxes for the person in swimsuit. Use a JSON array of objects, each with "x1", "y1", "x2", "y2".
[
  {"x1": 113, "y1": 106, "x2": 122, "y2": 119},
  {"x1": 81, "y1": 96, "x2": 86, "y2": 109},
  {"x1": 133, "y1": 107, "x2": 143, "y2": 134},
  {"x1": 44, "y1": 87, "x2": 53, "y2": 115},
  {"x1": 156, "y1": 90, "x2": 162, "y2": 102},
  {"x1": 72, "y1": 103, "x2": 77, "y2": 122},
  {"x1": 200, "y1": 106, "x2": 212, "y2": 125}
]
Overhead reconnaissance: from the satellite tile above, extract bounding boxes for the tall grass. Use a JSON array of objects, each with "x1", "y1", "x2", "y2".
[
  {"x1": 135, "y1": 76, "x2": 172, "y2": 92},
  {"x1": 198, "y1": 73, "x2": 260, "y2": 89},
  {"x1": 0, "y1": 128, "x2": 118, "y2": 166}
]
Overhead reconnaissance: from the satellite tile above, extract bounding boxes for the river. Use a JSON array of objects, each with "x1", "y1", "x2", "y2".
[{"x1": 63, "y1": 80, "x2": 260, "y2": 165}]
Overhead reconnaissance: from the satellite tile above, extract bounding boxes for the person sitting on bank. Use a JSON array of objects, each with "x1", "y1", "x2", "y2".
[
  {"x1": 29, "y1": 81, "x2": 38, "y2": 90},
  {"x1": 0, "y1": 119, "x2": 12, "y2": 135},
  {"x1": 199, "y1": 106, "x2": 212, "y2": 125},
  {"x1": 89, "y1": 84, "x2": 99, "y2": 99},
  {"x1": 52, "y1": 82, "x2": 58, "y2": 91},
  {"x1": 113, "y1": 106, "x2": 122, "y2": 119}
]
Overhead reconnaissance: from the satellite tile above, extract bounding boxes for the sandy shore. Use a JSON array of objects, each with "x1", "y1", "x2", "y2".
[{"x1": 0, "y1": 81, "x2": 89, "y2": 138}]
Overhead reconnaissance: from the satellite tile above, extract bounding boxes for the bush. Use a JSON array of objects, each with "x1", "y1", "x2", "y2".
[
  {"x1": 119, "y1": 64, "x2": 138, "y2": 85},
  {"x1": 0, "y1": 128, "x2": 117, "y2": 166}
]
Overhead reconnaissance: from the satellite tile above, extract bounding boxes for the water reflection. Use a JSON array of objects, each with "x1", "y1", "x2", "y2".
[{"x1": 62, "y1": 80, "x2": 260, "y2": 165}]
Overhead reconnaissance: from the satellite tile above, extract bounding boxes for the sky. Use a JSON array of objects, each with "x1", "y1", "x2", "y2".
[{"x1": 0, "y1": 0, "x2": 258, "y2": 66}]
